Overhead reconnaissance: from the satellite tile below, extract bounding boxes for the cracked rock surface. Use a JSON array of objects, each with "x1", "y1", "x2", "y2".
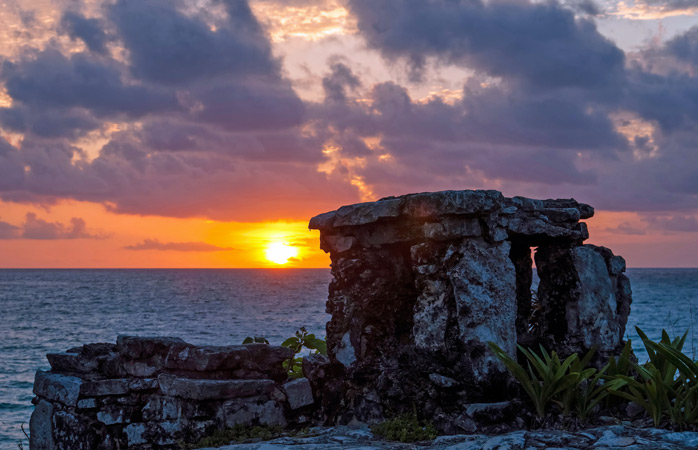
[{"x1": 201, "y1": 425, "x2": 698, "y2": 450}]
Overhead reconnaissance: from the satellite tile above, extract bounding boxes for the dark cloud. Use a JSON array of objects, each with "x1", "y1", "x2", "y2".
[
  {"x1": 0, "y1": 213, "x2": 101, "y2": 239},
  {"x1": 108, "y1": 0, "x2": 277, "y2": 85},
  {"x1": 191, "y1": 80, "x2": 305, "y2": 131},
  {"x1": 347, "y1": 0, "x2": 624, "y2": 89},
  {"x1": 124, "y1": 239, "x2": 236, "y2": 251},
  {"x1": 323, "y1": 62, "x2": 362, "y2": 102},
  {"x1": 1, "y1": 49, "x2": 178, "y2": 117},
  {"x1": 666, "y1": 26, "x2": 698, "y2": 64},
  {"x1": 60, "y1": 11, "x2": 111, "y2": 54}
]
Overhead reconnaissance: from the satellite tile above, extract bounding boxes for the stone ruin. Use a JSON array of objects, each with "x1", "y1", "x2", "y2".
[
  {"x1": 309, "y1": 189, "x2": 632, "y2": 432},
  {"x1": 30, "y1": 337, "x2": 316, "y2": 449},
  {"x1": 30, "y1": 189, "x2": 633, "y2": 446}
]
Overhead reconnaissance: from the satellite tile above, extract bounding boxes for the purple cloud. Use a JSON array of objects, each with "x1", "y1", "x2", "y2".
[
  {"x1": 0, "y1": 213, "x2": 102, "y2": 240},
  {"x1": 124, "y1": 239, "x2": 236, "y2": 252}
]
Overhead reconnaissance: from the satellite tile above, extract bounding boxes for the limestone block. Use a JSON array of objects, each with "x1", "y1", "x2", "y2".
[
  {"x1": 116, "y1": 335, "x2": 186, "y2": 359},
  {"x1": 164, "y1": 344, "x2": 250, "y2": 371},
  {"x1": 46, "y1": 352, "x2": 99, "y2": 374},
  {"x1": 219, "y1": 398, "x2": 287, "y2": 428},
  {"x1": 283, "y1": 378, "x2": 314, "y2": 410},
  {"x1": 448, "y1": 240, "x2": 517, "y2": 380},
  {"x1": 129, "y1": 378, "x2": 159, "y2": 391},
  {"x1": 33, "y1": 371, "x2": 83, "y2": 407},
  {"x1": 141, "y1": 395, "x2": 179, "y2": 421},
  {"x1": 29, "y1": 399, "x2": 54, "y2": 450},
  {"x1": 81, "y1": 379, "x2": 130, "y2": 397},
  {"x1": 157, "y1": 374, "x2": 274, "y2": 400}
]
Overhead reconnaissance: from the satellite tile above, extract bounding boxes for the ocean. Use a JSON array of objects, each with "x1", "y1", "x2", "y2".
[{"x1": 1, "y1": 268, "x2": 696, "y2": 448}]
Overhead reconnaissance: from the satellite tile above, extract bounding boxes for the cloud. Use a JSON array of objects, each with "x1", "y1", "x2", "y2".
[
  {"x1": 60, "y1": 11, "x2": 111, "y2": 54},
  {"x1": 108, "y1": 0, "x2": 278, "y2": 85},
  {"x1": 612, "y1": 0, "x2": 698, "y2": 19},
  {"x1": 346, "y1": 0, "x2": 625, "y2": 89},
  {"x1": 604, "y1": 222, "x2": 647, "y2": 235},
  {"x1": 3, "y1": 0, "x2": 698, "y2": 225},
  {"x1": 0, "y1": 220, "x2": 20, "y2": 239},
  {"x1": 644, "y1": 214, "x2": 698, "y2": 232},
  {"x1": 0, "y1": 213, "x2": 102, "y2": 239},
  {"x1": 124, "y1": 239, "x2": 236, "y2": 252}
]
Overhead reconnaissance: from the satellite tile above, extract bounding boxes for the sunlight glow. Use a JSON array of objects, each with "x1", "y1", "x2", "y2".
[{"x1": 265, "y1": 241, "x2": 300, "y2": 265}]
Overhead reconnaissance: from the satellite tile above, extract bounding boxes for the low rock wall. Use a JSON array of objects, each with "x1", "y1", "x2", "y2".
[{"x1": 30, "y1": 336, "x2": 318, "y2": 449}]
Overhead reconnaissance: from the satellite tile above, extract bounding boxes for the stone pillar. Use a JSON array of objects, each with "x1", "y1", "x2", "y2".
[
  {"x1": 310, "y1": 190, "x2": 620, "y2": 431},
  {"x1": 535, "y1": 244, "x2": 631, "y2": 360}
]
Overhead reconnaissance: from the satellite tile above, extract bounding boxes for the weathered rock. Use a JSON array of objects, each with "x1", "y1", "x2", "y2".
[
  {"x1": 46, "y1": 352, "x2": 100, "y2": 374},
  {"x1": 31, "y1": 335, "x2": 316, "y2": 449},
  {"x1": 29, "y1": 399, "x2": 55, "y2": 450},
  {"x1": 34, "y1": 371, "x2": 83, "y2": 407},
  {"x1": 164, "y1": 344, "x2": 250, "y2": 371},
  {"x1": 158, "y1": 374, "x2": 274, "y2": 400},
  {"x1": 309, "y1": 189, "x2": 630, "y2": 428},
  {"x1": 219, "y1": 398, "x2": 287, "y2": 428},
  {"x1": 81, "y1": 379, "x2": 130, "y2": 397},
  {"x1": 536, "y1": 244, "x2": 629, "y2": 360},
  {"x1": 117, "y1": 335, "x2": 187, "y2": 359},
  {"x1": 283, "y1": 378, "x2": 315, "y2": 410}
]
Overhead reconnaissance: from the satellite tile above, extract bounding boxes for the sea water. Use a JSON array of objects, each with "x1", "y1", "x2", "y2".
[{"x1": 0, "y1": 268, "x2": 696, "y2": 447}]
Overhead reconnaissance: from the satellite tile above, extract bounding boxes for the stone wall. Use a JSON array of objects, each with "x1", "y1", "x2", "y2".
[
  {"x1": 30, "y1": 336, "x2": 317, "y2": 449},
  {"x1": 309, "y1": 190, "x2": 631, "y2": 431}
]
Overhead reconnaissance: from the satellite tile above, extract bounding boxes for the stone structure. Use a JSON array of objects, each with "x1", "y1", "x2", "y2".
[
  {"x1": 309, "y1": 190, "x2": 631, "y2": 431},
  {"x1": 30, "y1": 336, "x2": 317, "y2": 449}
]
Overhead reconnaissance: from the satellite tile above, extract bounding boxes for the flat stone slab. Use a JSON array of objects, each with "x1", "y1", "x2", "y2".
[
  {"x1": 33, "y1": 371, "x2": 83, "y2": 407},
  {"x1": 158, "y1": 374, "x2": 274, "y2": 400},
  {"x1": 196, "y1": 425, "x2": 698, "y2": 450}
]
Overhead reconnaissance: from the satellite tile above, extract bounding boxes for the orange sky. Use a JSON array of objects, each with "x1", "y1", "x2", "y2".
[{"x1": 0, "y1": 198, "x2": 696, "y2": 268}]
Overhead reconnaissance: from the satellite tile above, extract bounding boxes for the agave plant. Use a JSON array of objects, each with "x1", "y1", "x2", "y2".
[
  {"x1": 609, "y1": 327, "x2": 691, "y2": 427},
  {"x1": 488, "y1": 342, "x2": 579, "y2": 418},
  {"x1": 643, "y1": 336, "x2": 698, "y2": 427}
]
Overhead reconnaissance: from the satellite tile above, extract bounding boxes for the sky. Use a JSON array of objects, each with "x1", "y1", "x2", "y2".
[{"x1": 0, "y1": 0, "x2": 697, "y2": 268}]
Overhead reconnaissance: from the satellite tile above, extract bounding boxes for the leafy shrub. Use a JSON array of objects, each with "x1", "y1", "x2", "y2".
[
  {"x1": 280, "y1": 327, "x2": 327, "y2": 379},
  {"x1": 371, "y1": 412, "x2": 437, "y2": 442},
  {"x1": 242, "y1": 327, "x2": 327, "y2": 379}
]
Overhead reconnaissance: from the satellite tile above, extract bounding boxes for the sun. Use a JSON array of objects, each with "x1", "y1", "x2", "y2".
[{"x1": 265, "y1": 241, "x2": 299, "y2": 265}]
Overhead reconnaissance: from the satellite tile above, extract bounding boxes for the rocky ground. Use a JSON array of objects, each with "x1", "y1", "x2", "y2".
[{"x1": 202, "y1": 425, "x2": 698, "y2": 450}]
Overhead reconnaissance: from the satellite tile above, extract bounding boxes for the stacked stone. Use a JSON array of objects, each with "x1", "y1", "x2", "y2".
[
  {"x1": 309, "y1": 190, "x2": 631, "y2": 432},
  {"x1": 30, "y1": 336, "x2": 317, "y2": 449}
]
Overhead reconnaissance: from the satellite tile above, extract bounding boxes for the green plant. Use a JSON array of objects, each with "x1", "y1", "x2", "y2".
[
  {"x1": 643, "y1": 336, "x2": 698, "y2": 427},
  {"x1": 371, "y1": 412, "x2": 437, "y2": 442},
  {"x1": 556, "y1": 347, "x2": 625, "y2": 420},
  {"x1": 179, "y1": 424, "x2": 283, "y2": 449},
  {"x1": 241, "y1": 328, "x2": 327, "y2": 379},
  {"x1": 609, "y1": 327, "x2": 691, "y2": 427},
  {"x1": 488, "y1": 342, "x2": 579, "y2": 418},
  {"x1": 281, "y1": 327, "x2": 327, "y2": 379}
]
